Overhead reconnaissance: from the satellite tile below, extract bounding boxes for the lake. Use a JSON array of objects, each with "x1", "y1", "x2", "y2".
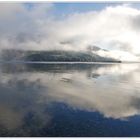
[{"x1": 0, "y1": 62, "x2": 140, "y2": 137}]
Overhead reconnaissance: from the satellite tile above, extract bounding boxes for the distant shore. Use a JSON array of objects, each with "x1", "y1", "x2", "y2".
[
  {"x1": 0, "y1": 61, "x2": 140, "y2": 64},
  {"x1": 0, "y1": 61, "x2": 122, "y2": 64}
]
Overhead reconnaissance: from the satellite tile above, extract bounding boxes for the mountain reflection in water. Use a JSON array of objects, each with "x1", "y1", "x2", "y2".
[{"x1": 0, "y1": 63, "x2": 140, "y2": 136}]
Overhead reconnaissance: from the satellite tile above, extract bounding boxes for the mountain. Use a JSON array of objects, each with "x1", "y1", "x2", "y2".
[
  {"x1": 87, "y1": 45, "x2": 117, "y2": 60},
  {"x1": 87, "y1": 45, "x2": 105, "y2": 52},
  {"x1": 0, "y1": 49, "x2": 121, "y2": 63}
]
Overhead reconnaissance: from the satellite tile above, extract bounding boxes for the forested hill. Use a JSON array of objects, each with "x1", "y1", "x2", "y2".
[{"x1": 0, "y1": 49, "x2": 121, "y2": 63}]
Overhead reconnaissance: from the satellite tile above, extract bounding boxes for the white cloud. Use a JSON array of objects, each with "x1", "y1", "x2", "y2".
[{"x1": 0, "y1": 3, "x2": 140, "y2": 61}]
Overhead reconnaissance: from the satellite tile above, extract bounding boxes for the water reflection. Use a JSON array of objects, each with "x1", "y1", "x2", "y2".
[{"x1": 0, "y1": 63, "x2": 140, "y2": 136}]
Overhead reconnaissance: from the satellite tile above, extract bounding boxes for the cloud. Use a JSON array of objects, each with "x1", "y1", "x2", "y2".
[
  {"x1": 0, "y1": 3, "x2": 24, "y2": 19},
  {"x1": 0, "y1": 3, "x2": 53, "y2": 49},
  {"x1": 0, "y1": 3, "x2": 140, "y2": 61}
]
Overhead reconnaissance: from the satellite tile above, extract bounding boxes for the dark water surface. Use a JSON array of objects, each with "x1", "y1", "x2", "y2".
[{"x1": 0, "y1": 63, "x2": 140, "y2": 137}]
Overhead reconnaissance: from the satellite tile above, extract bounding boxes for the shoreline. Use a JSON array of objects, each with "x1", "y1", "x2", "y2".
[
  {"x1": 1, "y1": 61, "x2": 140, "y2": 64},
  {"x1": 0, "y1": 61, "x2": 123, "y2": 65}
]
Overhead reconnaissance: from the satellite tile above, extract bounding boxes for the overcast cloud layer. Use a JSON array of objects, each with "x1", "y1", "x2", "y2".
[{"x1": 0, "y1": 3, "x2": 140, "y2": 61}]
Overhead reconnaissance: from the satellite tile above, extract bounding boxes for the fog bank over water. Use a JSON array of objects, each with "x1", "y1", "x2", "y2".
[{"x1": 0, "y1": 3, "x2": 140, "y2": 61}]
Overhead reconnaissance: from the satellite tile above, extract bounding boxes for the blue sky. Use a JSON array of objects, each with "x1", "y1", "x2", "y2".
[
  {"x1": 53, "y1": 3, "x2": 121, "y2": 14},
  {"x1": 25, "y1": 2, "x2": 124, "y2": 16},
  {"x1": 24, "y1": 2, "x2": 140, "y2": 18}
]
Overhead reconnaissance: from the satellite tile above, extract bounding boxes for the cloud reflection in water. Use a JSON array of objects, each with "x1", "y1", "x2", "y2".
[{"x1": 0, "y1": 63, "x2": 139, "y2": 136}]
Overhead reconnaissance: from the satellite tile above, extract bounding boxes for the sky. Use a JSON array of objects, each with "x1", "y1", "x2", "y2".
[{"x1": 0, "y1": 2, "x2": 140, "y2": 61}]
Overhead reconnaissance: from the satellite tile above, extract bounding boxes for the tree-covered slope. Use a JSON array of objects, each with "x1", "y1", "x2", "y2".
[{"x1": 1, "y1": 49, "x2": 121, "y2": 62}]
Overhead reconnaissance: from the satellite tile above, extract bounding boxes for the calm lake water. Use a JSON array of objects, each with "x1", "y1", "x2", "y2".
[{"x1": 0, "y1": 62, "x2": 140, "y2": 137}]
